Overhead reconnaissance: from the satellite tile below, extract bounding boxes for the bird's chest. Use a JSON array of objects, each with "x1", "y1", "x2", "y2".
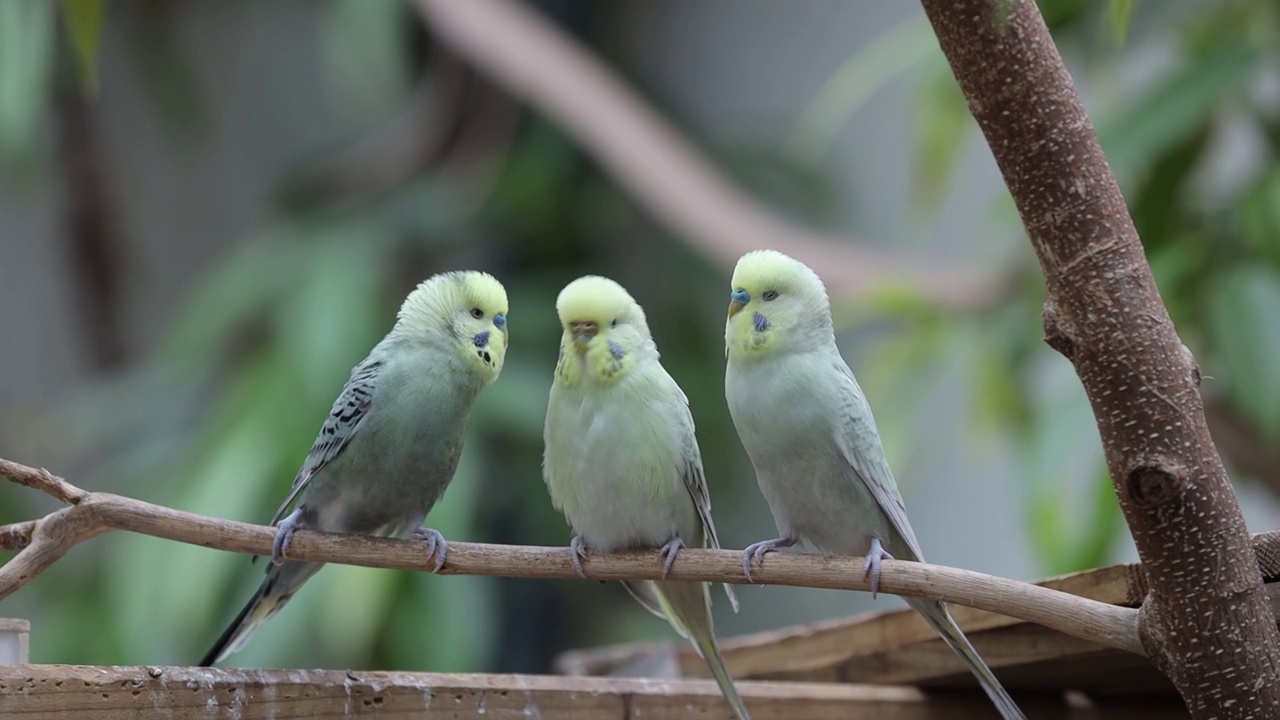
[
  {"x1": 547, "y1": 387, "x2": 693, "y2": 550},
  {"x1": 728, "y1": 359, "x2": 886, "y2": 552}
]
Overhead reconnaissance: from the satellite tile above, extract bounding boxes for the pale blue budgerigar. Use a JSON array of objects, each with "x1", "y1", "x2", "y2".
[
  {"x1": 542, "y1": 276, "x2": 752, "y2": 720},
  {"x1": 723, "y1": 250, "x2": 1026, "y2": 720},
  {"x1": 199, "y1": 271, "x2": 509, "y2": 666}
]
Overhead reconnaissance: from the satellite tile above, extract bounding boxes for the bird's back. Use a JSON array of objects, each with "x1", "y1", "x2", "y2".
[{"x1": 303, "y1": 341, "x2": 484, "y2": 535}]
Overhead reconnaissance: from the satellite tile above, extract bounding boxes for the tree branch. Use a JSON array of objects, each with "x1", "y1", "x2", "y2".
[
  {"x1": 0, "y1": 456, "x2": 1140, "y2": 657},
  {"x1": 0, "y1": 458, "x2": 87, "y2": 505},
  {"x1": 919, "y1": 1, "x2": 1280, "y2": 716},
  {"x1": 412, "y1": 0, "x2": 1001, "y2": 309}
]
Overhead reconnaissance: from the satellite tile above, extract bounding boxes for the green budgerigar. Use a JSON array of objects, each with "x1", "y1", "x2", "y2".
[
  {"x1": 723, "y1": 250, "x2": 1026, "y2": 720},
  {"x1": 542, "y1": 276, "x2": 752, "y2": 720},
  {"x1": 200, "y1": 271, "x2": 509, "y2": 666}
]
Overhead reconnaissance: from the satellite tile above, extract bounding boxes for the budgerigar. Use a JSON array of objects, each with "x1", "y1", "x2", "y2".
[
  {"x1": 200, "y1": 271, "x2": 509, "y2": 666},
  {"x1": 542, "y1": 276, "x2": 752, "y2": 720},
  {"x1": 723, "y1": 250, "x2": 1025, "y2": 720}
]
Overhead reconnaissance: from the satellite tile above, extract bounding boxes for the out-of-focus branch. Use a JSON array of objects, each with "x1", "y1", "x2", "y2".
[
  {"x1": 57, "y1": 81, "x2": 126, "y2": 370},
  {"x1": 413, "y1": 0, "x2": 1001, "y2": 309},
  {"x1": 0, "y1": 457, "x2": 1141, "y2": 656}
]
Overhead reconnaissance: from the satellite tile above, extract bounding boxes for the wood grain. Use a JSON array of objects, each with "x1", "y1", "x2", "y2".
[{"x1": 0, "y1": 665, "x2": 1189, "y2": 719}]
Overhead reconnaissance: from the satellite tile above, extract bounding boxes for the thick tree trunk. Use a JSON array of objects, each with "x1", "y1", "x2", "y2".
[{"x1": 919, "y1": 0, "x2": 1280, "y2": 716}]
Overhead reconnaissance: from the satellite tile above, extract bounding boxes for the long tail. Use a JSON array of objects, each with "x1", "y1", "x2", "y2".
[
  {"x1": 199, "y1": 560, "x2": 323, "y2": 666},
  {"x1": 907, "y1": 597, "x2": 1026, "y2": 720},
  {"x1": 628, "y1": 580, "x2": 753, "y2": 720}
]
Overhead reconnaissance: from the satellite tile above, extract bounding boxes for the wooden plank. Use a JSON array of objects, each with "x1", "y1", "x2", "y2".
[
  {"x1": 0, "y1": 664, "x2": 1188, "y2": 719},
  {"x1": 556, "y1": 562, "x2": 1165, "y2": 695}
]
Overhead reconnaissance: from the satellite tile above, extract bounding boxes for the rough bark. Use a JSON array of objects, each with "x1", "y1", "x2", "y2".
[{"x1": 919, "y1": 0, "x2": 1280, "y2": 716}]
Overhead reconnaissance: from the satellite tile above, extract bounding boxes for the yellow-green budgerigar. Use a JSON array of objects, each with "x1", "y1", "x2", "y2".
[
  {"x1": 724, "y1": 250, "x2": 1025, "y2": 720},
  {"x1": 543, "y1": 276, "x2": 752, "y2": 720},
  {"x1": 200, "y1": 271, "x2": 509, "y2": 666}
]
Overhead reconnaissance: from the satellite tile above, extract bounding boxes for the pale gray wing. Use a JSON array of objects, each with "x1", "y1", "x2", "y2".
[
  {"x1": 671, "y1": 377, "x2": 741, "y2": 612},
  {"x1": 622, "y1": 581, "x2": 670, "y2": 622},
  {"x1": 830, "y1": 357, "x2": 926, "y2": 562},
  {"x1": 269, "y1": 355, "x2": 384, "y2": 526}
]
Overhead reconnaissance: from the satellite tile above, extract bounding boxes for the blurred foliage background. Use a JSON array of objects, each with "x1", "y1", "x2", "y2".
[{"x1": 2, "y1": 0, "x2": 1279, "y2": 675}]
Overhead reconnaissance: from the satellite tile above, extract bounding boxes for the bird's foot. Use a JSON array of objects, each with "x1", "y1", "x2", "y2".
[
  {"x1": 658, "y1": 537, "x2": 685, "y2": 579},
  {"x1": 569, "y1": 535, "x2": 589, "y2": 578},
  {"x1": 741, "y1": 536, "x2": 797, "y2": 583},
  {"x1": 411, "y1": 527, "x2": 449, "y2": 573},
  {"x1": 861, "y1": 537, "x2": 894, "y2": 599},
  {"x1": 271, "y1": 509, "x2": 305, "y2": 566}
]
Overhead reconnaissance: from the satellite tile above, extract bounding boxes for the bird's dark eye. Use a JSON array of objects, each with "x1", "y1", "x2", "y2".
[
  {"x1": 470, "y1": 308, "x2": 484, "y2": 319},
  {"x1": 762, "y1": 290, "x2": 779, "y2": 301},
  {"x1": 610, "y1": 319, "x2": 618, "y2": 328}
]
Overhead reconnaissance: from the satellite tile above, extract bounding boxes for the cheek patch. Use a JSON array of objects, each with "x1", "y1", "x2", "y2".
[
  {"x1": 607, "y1": 339, "x2": 627, "y2": 361},
  {"x1": 473, "y1": 331, "x2": 491, "y2": 348},
  {"x1": 752, "y1": 312, "x2": 770, "y2": 333}
]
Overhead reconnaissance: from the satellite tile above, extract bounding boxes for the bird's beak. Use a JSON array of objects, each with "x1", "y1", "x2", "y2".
[
  {"x1": 570, "y1": 321, "x2": 598, "y2": 353},
  {"x1": 728, "y1": 299, "x2": 746, "y2": 319}
]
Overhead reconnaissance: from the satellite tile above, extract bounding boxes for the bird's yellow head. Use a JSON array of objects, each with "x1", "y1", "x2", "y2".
[
  {"x1": 554, "y1": 275, "x2": 651, "y2": 387},
  {"x1": 396, "y1": 270, "x2": 509, "y2": 383},
  {"x1": 725, "y1": 250, "x2": 832, "y2": 359}
]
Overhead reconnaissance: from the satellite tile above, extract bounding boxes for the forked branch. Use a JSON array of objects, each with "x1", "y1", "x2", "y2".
[{"x1": 0, "y1": 457, "x2": 1139, "y2": 656}]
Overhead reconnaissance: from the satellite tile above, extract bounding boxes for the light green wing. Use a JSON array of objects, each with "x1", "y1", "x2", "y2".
[
  {"x1": 670, "y1": 375, "x2": 740, "y2": 612},
  {"x1": 830, "y1": 357, "x2": 925, "y2": 562}
]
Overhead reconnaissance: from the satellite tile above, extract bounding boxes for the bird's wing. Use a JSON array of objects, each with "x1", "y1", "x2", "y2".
[
  {"x1": 622, "y1": 580, "x2": 672, "y2": 622},
  {"x1": 269, "y1": 355, "x2": 384, "y2": 526},
  {"x1": 672, "y1": 379, "x2": 740, "y2": 612},
  {"x1": 830, "y1": 356, "x2": 926, "y2": 562}
]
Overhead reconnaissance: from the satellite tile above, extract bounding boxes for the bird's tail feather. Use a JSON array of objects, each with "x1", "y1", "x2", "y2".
[
  {"x1": 652, "y1": 580, "x2": 753, "y2": 720},
  {"x1": 199, "y1": 561, "x2": 321, "y2": 666},
  {"x1": 907, "y1": 597, "x2": 1026, "y2": 720}
]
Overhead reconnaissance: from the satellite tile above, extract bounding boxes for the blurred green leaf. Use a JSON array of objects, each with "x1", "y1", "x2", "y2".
[
  {"x1": 323, "y1": 0, "x2": 410, "y2": 123},
  {"x1": 1238, "y1": 169, "x2": 1280, "y2": 269},
  {"x1": 1100, "y1": 44, "x2": 1256, "y2": 174},
  {"x1": 0, "y1": 0, "x2": 55, "y2": 166},
  {"x1": 1207, "y1": 268, "x2": 1280, "y2": 440},
  {"x1": 1109, "y1": 0, "x2": 1135, "y2": 47},
  {"x1": 1022, "y1": 360, "x2": 1120, "y2": 574},
  {"x1": 59, "y1": 0, "x2": 104, "y2": 95},
  {"x1": 910, "y1": 60, "x2": 973, "y2": 215},
  {"x1": 158, "y1": 230, "x2": 305, "y2": 368},
  {"x1": 276, "y1": 228, "x2": 388, "y2": 401},
  {"x1": 788, "y1": 14, "x2": 938, "y2": 165}
]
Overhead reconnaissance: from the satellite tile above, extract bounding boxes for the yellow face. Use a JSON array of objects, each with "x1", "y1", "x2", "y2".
[
  {"x1": 450, "y1": 273, "x2": 510, "y2": 381},
  {"x1": 553, "y1": 276, "x2": 646, "y2": 388},
  {"x1": 726, "y1": 284, "x2": 781, "y2": 358},
  {"x1": 725, "y1": 249, "x2": 821, "y2": 360}
]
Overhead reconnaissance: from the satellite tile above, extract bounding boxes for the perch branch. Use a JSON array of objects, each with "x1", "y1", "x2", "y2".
[
  {"x1": 0, "y1": 457, "x2": 1140, "y2": 656},
  {"x1": 412, "y1": 0, "x2": 1000, "y2": 309}
]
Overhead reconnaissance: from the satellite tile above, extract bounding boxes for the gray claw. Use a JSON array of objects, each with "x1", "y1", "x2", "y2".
[
  {"x1": 861, "y1": 537, "x2": 893, "y2": 599},
  {"x1": 658, "y1": 537, "x2": 685, "y2": 579},
  {"x1": 412, "y1": 527, "x2": 449, "y2": 573},
  {"x1": 740, "y1": 536, "x2": 797, "y2": 584},
  {"x1": 569, "y1": 535, "x2": 589, "y2": 578},
  {"x1": 271, "y1": 508, "x2": 305, "y2": 566}
]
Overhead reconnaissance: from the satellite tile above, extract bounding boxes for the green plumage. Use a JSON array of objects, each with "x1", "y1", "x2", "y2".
[
  {"x1": 201, "y1": 271, "x2": 509, "y2": 665},
  {"x1": 544, "y1": 275, "x2": 750, "y2": 720}
]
